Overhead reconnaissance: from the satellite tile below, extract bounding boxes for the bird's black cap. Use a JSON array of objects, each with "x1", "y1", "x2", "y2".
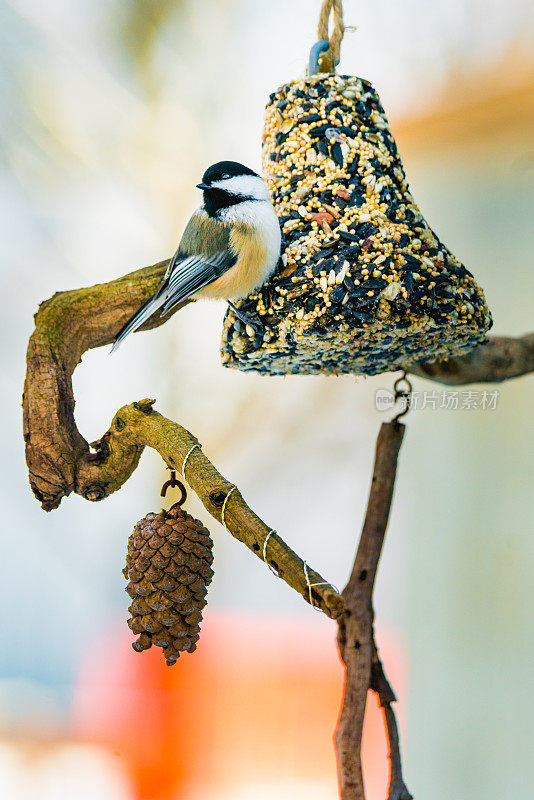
[{"x1": 200, "y1": 161, "x2": 258, "y2": 186}]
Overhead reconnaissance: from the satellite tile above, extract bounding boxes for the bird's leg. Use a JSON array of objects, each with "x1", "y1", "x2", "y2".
[{"x1": 227, "y1": 302, "x2": 264, "y2": 348}]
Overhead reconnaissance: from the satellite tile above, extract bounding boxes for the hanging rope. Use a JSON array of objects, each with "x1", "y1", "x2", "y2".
[{"x1": 317, "y1": 0, "x2": 345, "y2": 73}]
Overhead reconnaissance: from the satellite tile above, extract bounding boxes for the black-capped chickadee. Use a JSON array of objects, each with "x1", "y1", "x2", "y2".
[{"x1": 111, "y1": 161, "x2": 281, "y2": 350}]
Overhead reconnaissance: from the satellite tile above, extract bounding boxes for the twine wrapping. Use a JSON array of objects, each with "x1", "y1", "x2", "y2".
[
  {"x1": 262, "y1": 529, "x2": 280, "y2": 576},
  {"x1": 221, "y1": 485, "x2": 238, "y2": 529},
  {"x1": 182, "y1": 443, "x2": 201, "y2": 479}
]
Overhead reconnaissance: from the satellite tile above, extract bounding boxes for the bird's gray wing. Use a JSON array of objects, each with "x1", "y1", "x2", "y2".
[
  {"x1": 160, "y1": 252, "x2": 235, "y2": 312},
  {"x1": 160, "y1": 212, "x2": 237, "y2": 312},
  {"x1": 111, "y1": 211, "x2": 235, "y2": 351}
]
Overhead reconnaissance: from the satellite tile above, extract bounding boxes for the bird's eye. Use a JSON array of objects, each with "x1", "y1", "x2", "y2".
[{"x1": 222, "y1": 173, "x2": 230, "y2": 179}]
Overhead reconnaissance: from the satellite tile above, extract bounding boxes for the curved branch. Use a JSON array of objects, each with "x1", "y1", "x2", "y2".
[
  {"x1": 22, "y1": 258, "x2": 532, "y2": 511},
  {"x1": 22, "y1": 258, "x2": 191, "y2": 510}
]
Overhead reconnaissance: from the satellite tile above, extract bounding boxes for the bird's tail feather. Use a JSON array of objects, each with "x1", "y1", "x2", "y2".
[{"x1": 110, "y1": 291, "x2": 166, "y2": 352}]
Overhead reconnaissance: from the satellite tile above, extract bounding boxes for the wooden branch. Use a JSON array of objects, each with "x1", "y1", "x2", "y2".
[
  {"x1": 22, "y1": 258, "x2": 194, "y2": 510},
  {"x1": 20, "y1": 259, "x2": 343, "y2": 618},
  {"x1": 335, "y1": 422, "x2": 409, "y2": 800},
  {"x1": 22, "y1": 258, "x2": 531, "y2": 797},
  {"x1": 407, "y1": 333, "x2": 534, "y2": 385},
  {"x1": 22, "y1": 255, "x2": 531, "y2": 510},
  {"x1": 80, "y1": 398, "x2": 344, "y2": 619}
]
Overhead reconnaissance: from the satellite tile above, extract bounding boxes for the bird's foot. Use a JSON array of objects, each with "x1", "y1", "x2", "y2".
[{"x1": 228, "y1": 302, "x2": 264, "y2": 349}]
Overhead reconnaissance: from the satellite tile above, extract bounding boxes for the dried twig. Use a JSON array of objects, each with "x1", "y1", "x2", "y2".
[
  {"x1": 370, "y1": 645, "x2": 412, "y2": 800},
  {"x1": 336, "y1": 422, "x2": 408, "y2": 800}
]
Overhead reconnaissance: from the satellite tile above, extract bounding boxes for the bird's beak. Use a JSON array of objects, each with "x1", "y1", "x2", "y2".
[{"x1": 196, "y1": 183, "x2": 210, "y2": 190}]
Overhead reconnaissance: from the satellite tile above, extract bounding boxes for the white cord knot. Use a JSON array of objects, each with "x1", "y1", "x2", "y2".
[
  {"x1": 220, "y1": 485, "x2": 237, "y2": 529},
  {"x1": 182, "y1": 443, "x2": 201, "y2": 478}
]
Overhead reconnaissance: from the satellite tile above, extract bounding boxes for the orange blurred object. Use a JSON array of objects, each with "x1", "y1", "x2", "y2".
[{"x1": 72, "y1": 612, "x2": 406, "y2": 800}]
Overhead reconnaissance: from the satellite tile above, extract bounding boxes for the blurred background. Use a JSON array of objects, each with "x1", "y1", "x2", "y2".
[{"x1": 1, "y1": 0, "x2": 533, "y2": 798}]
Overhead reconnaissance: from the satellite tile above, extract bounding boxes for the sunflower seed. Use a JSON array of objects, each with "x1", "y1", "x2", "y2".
[{"x1": 381, "y1": 282, "x2": 401, "y2": 300}]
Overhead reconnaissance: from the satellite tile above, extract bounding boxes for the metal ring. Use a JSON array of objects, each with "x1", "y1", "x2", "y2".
[
  {"x1": 392, "y1": 371, "x2": 413, "y2": 424},
  {"x1": 308, "y1": 40, "x2": 330, "y2": 76},
  {"x1": 161, "y1": 470, "x2": 187, "y2": 507},
  {"x1": 393, "y1": 370, "x2": 413, "y2": 398}
]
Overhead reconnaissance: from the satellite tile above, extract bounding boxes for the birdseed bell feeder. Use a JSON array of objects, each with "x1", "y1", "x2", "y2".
[{"x1": 221, "y1": 39, "x2": 492, "y2": 376}]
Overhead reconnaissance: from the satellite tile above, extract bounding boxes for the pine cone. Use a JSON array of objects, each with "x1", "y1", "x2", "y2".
[{"x1": 124, "y1": 505, "x2": 214, "y2": 665}]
